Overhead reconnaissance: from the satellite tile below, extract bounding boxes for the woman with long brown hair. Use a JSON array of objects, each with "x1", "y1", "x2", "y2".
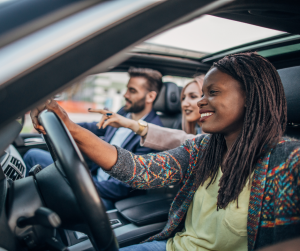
[{"x1": 31, "y1": 52, "x2": 300, "y2": 251}]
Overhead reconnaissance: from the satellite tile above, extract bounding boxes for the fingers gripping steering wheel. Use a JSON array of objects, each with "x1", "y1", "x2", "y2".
[{"x1": 38, "y1": 111, "x2": 118, "y2": 251}]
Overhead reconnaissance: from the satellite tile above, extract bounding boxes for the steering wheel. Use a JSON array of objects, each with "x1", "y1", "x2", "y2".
[{"x1": 38, "y1": 110, "x2": 118, "y2": 251}]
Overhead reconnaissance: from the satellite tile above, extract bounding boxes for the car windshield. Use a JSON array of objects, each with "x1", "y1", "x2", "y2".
[{"x1": 141, "y1": 15, "x2": 285, "y2": 57}]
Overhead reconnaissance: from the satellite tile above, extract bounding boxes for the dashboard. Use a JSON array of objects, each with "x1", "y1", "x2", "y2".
[{"x1": 0, "y1": 145, "x2": 26, "y2": 181}]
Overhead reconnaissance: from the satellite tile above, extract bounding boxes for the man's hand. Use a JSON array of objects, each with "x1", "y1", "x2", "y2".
[
  {"x1": 30, "y1": 99, "x2": 74, "y2": 134},
  {"x1": 88, "y1": 108, "x2": 137, "y2": 131}
]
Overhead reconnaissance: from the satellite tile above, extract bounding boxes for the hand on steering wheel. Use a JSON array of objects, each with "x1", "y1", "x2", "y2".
[
  {"x1": 30, "y1": 99, "x2": 75, "y2": 135},
  {"x1": 37, "y1": 110, "x2": 118, "y2": 251}
]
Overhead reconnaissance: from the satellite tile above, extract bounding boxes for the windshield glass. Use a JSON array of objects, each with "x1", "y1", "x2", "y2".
[{"x1": 146, "y1": 15, "x2": 285, "y2": 55}]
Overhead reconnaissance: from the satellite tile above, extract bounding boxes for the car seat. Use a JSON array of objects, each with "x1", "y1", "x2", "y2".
[
  {"x1": 278, "y1": 66, "x2": 300, "y2": 139},
  {"x1": 153, "y1": 82, "x2": 182, "y2": 129}
]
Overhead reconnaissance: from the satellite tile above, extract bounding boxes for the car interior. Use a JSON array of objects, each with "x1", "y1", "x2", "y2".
[{"x1": 1, "y1": 0, "x2": 300, "y2": 250}]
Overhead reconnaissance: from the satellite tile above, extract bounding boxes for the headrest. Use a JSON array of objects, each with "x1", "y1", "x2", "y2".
[
  {"x1": 154, "y1": 82, "x2": 181, "y2": 114},
  {"x1": 278, "y1": 66, "x2": 300, "y2": 124}
]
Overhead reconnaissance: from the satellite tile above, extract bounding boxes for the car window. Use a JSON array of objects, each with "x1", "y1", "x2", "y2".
[{"x1": 21, "y1": 72, "x2": 192, "y2": 133}]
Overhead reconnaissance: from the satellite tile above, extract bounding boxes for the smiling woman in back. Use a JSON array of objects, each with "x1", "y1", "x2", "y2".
[{"x1": 30, "y1": 52, "x2": 300, "y2": 251}]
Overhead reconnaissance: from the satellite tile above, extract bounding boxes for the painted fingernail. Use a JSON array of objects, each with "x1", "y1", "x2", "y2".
[{"x1": 88, "y1": 108, "x2": 91, "y2": 111}]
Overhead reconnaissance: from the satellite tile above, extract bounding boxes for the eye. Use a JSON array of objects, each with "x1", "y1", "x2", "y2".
[
  {"x1": 209, "y1": 90, "x2": 218, "y2": 95},
  {"x1": 191, "y1": 95, "x2": 199, "y2": 99}
]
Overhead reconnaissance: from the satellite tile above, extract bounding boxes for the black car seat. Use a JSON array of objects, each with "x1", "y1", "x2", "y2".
[
  {"x1": 278, "y1": 65, "x2": 300, "y2": 139},
  {"x1": 153, "y1": 82, "x2": 182, "y2": 129}
]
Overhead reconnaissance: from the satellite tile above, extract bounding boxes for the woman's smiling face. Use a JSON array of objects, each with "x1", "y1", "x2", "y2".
[
  {"x1": 198, "y1": 68, "x2": 246, "y2": 137},
  {"x1": 181, "y1": 82, "x2": 202, "y2": 123}
]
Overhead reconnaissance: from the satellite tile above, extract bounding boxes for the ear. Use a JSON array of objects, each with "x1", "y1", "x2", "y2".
[{"x1": 146, "y1": 91, "x2": 157, "y2": 104}]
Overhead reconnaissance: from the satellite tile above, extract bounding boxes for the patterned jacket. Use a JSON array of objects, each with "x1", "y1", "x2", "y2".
[{"x1": 108, "y1": 135, "x2": 300, "y2": 250}]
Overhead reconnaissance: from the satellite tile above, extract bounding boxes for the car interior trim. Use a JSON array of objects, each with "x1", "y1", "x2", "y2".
[
  {"x1": 109, "y1": 53, "x2": 210, "y2": 78},
  {"x1": 202, "y1": 34, "x2": 300, "y2": 63},
  {"x1": 0, "y1": 0, "x2": 162, "y2": 87},
  {"x1": 0, "y1": 0, "x2": 102, "y2": 49},
  {"x1": 0, "y1": 151, "x2": 9, "y2": 168},
  {"x1": 259, "y1": 43, "x2": 300, "y2": 58}
]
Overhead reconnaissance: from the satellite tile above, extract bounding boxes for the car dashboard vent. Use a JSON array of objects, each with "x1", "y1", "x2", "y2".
[
  {"x1": 4, "y1": 165, "x2": 22, "y2": 180},
  {"x1": 3, "y1": 157, "x2": 24, "y2": 181},
  {"x1": 10, "y1": 157, "x2": 24, "y2": 173}
]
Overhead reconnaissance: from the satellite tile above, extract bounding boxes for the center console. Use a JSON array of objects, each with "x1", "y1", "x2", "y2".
[{"x1": 68, "y1": 193, "x2": 175, "y2": 250}]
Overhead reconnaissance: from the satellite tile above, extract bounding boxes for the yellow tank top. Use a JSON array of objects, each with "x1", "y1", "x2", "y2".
[{"x1": 167, "y1": 167, "x2": 251, "y2": 251}]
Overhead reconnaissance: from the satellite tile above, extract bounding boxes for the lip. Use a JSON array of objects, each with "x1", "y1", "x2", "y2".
[
  {"x1": 199, "y1": 109, "x2": 214, "y2": 122},
  {"x1": 199, "y1": 109, "x2": 214, "y2": 114}
]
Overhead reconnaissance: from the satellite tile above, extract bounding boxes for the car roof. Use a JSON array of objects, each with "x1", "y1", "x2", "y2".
[{"x1": 0, "y1": 0, "x2": 300, "y2": 130}]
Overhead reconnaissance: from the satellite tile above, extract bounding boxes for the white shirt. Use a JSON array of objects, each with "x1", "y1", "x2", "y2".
[
  {"x1": 109, "y1": 113, "x2": 133, "y2": 147},
  {"x1": 97, "y1": 113, "x2": 148, "y2": 182}
]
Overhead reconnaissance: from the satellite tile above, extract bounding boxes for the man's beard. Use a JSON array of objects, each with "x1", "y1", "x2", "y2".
[{"x1": 124, "y1": 96, "x2": 146, "y2": 113}]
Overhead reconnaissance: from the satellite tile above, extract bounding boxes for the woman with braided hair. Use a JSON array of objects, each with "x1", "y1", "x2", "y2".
[{"x1": 30, "y1": 52, "x2": 300, "y2": 251}]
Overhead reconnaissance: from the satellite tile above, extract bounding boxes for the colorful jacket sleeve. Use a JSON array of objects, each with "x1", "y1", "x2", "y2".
[
  {"x1": 107, "y1": 135, "x2": 207, "y2": 189},
  {"x1": 271, "y1": 146, "x2": 300, "y2": 243},
  {"x1": 255, "y1": 140, "x2": 300, "y2": 249}
]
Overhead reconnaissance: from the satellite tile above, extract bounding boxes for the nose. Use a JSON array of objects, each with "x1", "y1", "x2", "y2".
[
  {"x1": 181, "y1": 98, "x2": 190, "y2": 108},
  {"x1": 124, "y1": 90, "x2": 129, "y2": 99},
  {"x1": 197, "y1": 96, "x2": 207, "y2": 108}
]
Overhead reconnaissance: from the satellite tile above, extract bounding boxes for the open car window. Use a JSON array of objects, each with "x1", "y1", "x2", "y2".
[{"x1": 21, "y1": 72, "x2": 192, "y2": 134}]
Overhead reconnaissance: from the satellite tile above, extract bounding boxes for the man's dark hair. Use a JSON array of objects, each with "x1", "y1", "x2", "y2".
[
  {"x1": 195, "y1": 52, "x2": 287, "y2": 209},
  {"x1": 128, "y1": 67, "x2": 163, "y2": 101}
]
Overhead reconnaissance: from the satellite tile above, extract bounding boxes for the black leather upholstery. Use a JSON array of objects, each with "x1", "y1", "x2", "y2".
[
  {"x1": 278, "y1": 66, "x2": 300, "y2": 139},
  {"x1": 279, "y1": 66, "x2": 300, "y2": 124},
  {"x1": 154, "y1": 82, "x2": 182, "y2": 129},
  {"x1": 115, "y1": 194, "x2": 174, "y2": 226}
]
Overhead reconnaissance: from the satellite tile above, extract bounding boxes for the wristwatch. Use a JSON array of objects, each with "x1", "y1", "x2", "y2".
[{"x1": 136, "y1": 120, "x2": 148, "y2": 135}]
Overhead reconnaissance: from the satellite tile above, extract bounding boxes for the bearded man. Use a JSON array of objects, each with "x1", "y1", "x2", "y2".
[{"x1": 23, "y1": 67, "x2": 163, "y2": 209}]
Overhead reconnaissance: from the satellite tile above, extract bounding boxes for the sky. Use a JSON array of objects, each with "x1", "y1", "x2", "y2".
[{"x1": 147, "y1": 15, "x2": 284, "y2": 54}]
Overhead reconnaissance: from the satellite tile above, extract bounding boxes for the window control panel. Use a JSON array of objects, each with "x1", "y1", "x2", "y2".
[{"x1": 110, "y1": 219, "x2": 122, "y2": 228}]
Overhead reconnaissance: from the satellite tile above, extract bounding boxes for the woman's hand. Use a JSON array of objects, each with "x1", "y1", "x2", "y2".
[
  {"x1": 30, "y1": 99, "x2": 75, "y2": 134},
  {"x1": 88, "y1": 108, "x2": 138, "y2": 131},
  {"x1": 31, "y1": 101, "x2": 118, "y2": 171}
]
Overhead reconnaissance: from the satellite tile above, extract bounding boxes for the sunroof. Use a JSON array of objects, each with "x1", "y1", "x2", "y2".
[{"x1": 146, "y1": 15, "x2": 285, "y2": 55}]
